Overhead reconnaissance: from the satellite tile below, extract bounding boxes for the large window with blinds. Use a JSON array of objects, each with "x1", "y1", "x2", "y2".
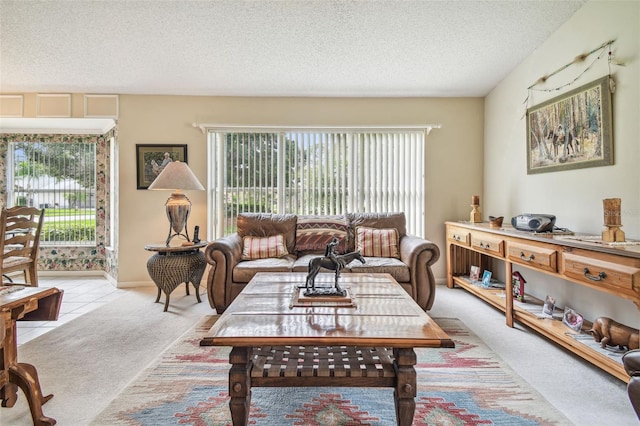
[
  {"x1": 208, "y1": 129, "x2": 426, "y2": 238},
  {"x1": 6, "y1": 141, "x2": 96, "y2": 246}
]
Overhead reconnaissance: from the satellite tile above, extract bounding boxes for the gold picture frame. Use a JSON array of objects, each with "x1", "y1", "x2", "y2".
[
  {"x1": 526, "y1": 76, "x2": 613, "y2": 174},
  {"x1": 136, "y1": 144, "x2": 188, "y2": 189}
]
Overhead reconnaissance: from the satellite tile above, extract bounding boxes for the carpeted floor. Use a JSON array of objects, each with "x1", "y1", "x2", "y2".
[
  {"x1": 90, "y1": 315, "x2": 573, "y2": 425},
  {"x1": 1, "y1": 283, "x2": 636, "y2": 425},
  {"x1": 0, "y1": 286, "x2": 214, "y2": 426}
]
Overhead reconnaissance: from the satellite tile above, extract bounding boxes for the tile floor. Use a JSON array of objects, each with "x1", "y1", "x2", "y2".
[{"x1": 15, "y1": 275, "x2": 124, "y2": 345}]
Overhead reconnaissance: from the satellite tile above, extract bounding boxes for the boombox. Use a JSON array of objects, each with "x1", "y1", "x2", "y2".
[{"x1": 511, "y1": 214, "x2": 556, "y2": 232}]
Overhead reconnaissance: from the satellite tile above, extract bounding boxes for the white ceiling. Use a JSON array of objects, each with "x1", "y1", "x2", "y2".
[{"x1": 0, "y1": 0, "x2": 587, "y2": 98}]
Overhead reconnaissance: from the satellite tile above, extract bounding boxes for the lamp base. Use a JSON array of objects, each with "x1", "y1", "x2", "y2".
[
  {"x1": 165, "y1": 192, "x2": 192, "y2": 246},
  {"x1": 166, "y1": 228, "x2": 190, "y2": 246}
]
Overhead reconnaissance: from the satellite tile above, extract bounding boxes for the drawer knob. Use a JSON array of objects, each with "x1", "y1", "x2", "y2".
[
  {"x1": 520, "y1": 252, "x2": 535, "y2": 262},
  {"x1": 479, "y1": 242, "x2": 487, "y2": 249},
  {"x1": 583, "y1": 267, "x2": 606, "y2": 281}
]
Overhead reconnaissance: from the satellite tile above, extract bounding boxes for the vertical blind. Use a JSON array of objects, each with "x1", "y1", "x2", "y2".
[
  {"x1": 208, "y1": 129, "x2": 425, "y2": 238},
  {"x1": 7, "y1": 141, "x2": 96, "y2": 245}
]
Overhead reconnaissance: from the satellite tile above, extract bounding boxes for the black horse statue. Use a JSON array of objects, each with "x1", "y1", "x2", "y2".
[{"x1": 305, "y1": 251, "x2": 365, "y2": 296}]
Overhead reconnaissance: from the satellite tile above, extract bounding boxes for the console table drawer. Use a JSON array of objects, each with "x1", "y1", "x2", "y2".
[
  {"x1": 447, "y1": 227, "x2": 470, "y2": 245},
  {"x1": 507, "y1": 242, "x2": 557, "y2": 273},
  {"x1": 562, "y1": 252, "x2": 640, "y2": 297},
  {"x1": 470, "y1": 233, "x2": 504, "y2": 257}
]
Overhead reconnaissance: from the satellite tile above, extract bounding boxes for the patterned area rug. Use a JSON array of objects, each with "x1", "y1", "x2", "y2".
[{"x1": 91, "y1": 316, "x2": 572, "y2": 425}]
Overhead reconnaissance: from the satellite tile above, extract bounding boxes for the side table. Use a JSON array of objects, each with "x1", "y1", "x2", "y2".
[{"x1": 144, "y1": 242, "x2": 207, "y2": 312}]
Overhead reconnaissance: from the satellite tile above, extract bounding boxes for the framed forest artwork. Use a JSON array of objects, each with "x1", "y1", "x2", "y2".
[{"x1": 526, "y1": 75, "x2": 613, "y2": 174}]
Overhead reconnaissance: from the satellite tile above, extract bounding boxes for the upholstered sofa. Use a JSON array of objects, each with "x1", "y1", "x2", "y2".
[
  {"x1": 204, "y1": 212, "x2": 440, "y2": 313},
  {"x1": 623, "y1": 349, "x2": 640, "y2": 418}
]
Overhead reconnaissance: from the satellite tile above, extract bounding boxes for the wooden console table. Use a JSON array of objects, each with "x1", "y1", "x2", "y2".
[
  {"x1": 446, "y1": 221, "x2": 640, "y2": 382},
  {"x1": 1, "y1": 286, "x2": 63, "y2": 425}
]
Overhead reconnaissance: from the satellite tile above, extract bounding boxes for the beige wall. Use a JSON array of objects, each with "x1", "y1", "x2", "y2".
[
  {"x1": 117, "y1": 96, "x2": 484, "y2": 286},
  {"x1": 485, "y1": 0, "x2": 640, "y2": 325}
]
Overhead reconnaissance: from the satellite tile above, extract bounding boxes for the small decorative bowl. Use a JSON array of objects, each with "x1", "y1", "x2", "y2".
[{"x1": 489, "y1": 216, "x2": 504, "y2": 228}]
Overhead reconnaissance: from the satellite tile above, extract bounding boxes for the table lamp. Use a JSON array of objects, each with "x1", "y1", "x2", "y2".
[{"x1": 148, "y1": 161, "x2": 204, "y2": 245}]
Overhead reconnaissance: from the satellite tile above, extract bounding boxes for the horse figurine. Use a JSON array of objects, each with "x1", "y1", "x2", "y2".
[{"x1": 305, "y1": 251, "x2": 365, "y2": 296}]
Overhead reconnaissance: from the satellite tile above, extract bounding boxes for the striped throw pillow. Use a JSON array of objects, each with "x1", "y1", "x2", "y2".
[
  {"x1": 242, "y1": 234, "x2": 289, "y2": 260},
  {"x1": 296, "y1": 215, "x2": 348, "y2": 253},
  {"x1": 355, "y1": 226, "x2": 400, "y2": 258}
]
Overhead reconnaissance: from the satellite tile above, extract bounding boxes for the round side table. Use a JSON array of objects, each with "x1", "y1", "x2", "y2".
[{"x1": 144, "y1": 242, "x2": 208, "y2": 312}]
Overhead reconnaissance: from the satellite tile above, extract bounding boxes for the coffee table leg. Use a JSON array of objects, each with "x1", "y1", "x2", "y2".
[
  {"x1": 228, "y1": 346, "x2": 252, "y2": 426},
  {"x1": 394, "y1": 348, "x2": 417, "y2": 426}
]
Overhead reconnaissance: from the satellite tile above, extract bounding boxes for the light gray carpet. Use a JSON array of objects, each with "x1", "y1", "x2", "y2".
[
  {"x1": 1, "y1": 283, "x2": 637, "y2": 425},
  {"x1": 0, "y1": 286, "x2": 212, "y2": 425},
  {"x1": 429, "y1": 285, "x2": 636, "y2": 426}
]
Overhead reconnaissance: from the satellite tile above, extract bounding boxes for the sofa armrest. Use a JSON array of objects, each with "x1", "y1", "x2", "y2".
[
  {"x1": 623, "y1": 349, "x2": 640, "y2": 419},
  {"x1": 205, "y1": 234, "x2": 243, "y2": 313},
  {"x1": 399, "y1": 234, "x2": 441, "y2": 311}
]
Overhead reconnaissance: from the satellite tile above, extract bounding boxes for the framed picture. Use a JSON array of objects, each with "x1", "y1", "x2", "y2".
[
  {"x1": 136, "y1": 144, "x2": 188, "y2": 189},
  {"x1": 481, "y1": 270, "x2": 492, "y2": 288},
  {"x1": 526, "y1": 75, "x2": 613, "y2": 174},
  {"x1": 511, "y1": 271, "x2": 526, "y2": 302},
  {"x1": 542, "y1": 295, "x2": 556, "y2": 317},
  {"x1": 469, "y1": 265, "x2": 480, "y2": 282},
  {"x1": 562, "y1": 306, "x2": 584, "y2": 332}
]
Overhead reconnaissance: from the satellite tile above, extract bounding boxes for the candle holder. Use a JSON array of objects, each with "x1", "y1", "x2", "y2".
[
  {"x1": 470, "y1": 195, "x2": 481, "y2": 223},
  {"x1": 602, "y1": 198, "x2": 625, "y2": 242}
]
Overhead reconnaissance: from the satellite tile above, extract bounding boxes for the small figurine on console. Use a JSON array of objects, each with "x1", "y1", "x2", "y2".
[
  {"x1": 589, "y1": 317, "x2": 639, "y2": 351},
  {"x1": 305, "y1": 237, "x2": 365, "y2": 297}
]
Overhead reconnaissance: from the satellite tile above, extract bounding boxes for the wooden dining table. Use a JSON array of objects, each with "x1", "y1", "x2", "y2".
[{"x1": 201, "y1": 272, "x2": 453, "y2": 426}]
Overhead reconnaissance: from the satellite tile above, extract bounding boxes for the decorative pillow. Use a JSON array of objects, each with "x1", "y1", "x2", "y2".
[
  {"x1": 242, "y1": 234, "x2": 289, "y2": 260},
  {"x1": 296, "y1": 215, "x2": 348, "y2": 253},
  {"x1": 237, "y1": 213, "x2": 298, "y2": 254},
  {"x1": 355, "y1": 226, "x2": 400, "y2": 258}
]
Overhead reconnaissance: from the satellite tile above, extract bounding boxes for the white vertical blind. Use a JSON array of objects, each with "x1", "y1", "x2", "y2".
[
  {"x1": 7, "y1": 141, "x2": 96, "y2": 245},
  {"x1": 208, "y1": 128, "x2": 426, "y2": 238}
]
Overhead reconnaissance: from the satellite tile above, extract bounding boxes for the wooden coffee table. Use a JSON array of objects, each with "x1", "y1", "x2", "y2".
[{"x1": 201, "y1": 272, "x2": 453, "y2": 426}]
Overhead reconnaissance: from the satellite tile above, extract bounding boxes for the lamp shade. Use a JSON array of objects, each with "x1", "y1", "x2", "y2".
[
  {"x1": 147, "y1": 161, "x2": 204, "y2": 245},
  {"x1": 148, "y1": 161, "x2": 204, "y2": 191}
]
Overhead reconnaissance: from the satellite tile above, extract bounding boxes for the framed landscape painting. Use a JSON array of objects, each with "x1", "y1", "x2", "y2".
[
  {"x1": 526, "y1": 76, "x2": 613, "y2": 174},
  {"x1": 136, "y1": 144, "x2": 188, "y2": 189}
]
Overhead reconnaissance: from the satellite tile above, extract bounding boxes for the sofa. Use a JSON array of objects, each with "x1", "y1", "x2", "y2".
[
  {"x1": 204, "y1": 212, "x2": 440, "y2": 313},
  {"x1": 623, "y1": 349, "x2": 640, "y2": 419}
]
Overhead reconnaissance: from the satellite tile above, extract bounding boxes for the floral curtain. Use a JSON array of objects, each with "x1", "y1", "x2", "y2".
[{"x1": 0, "y1": 130, "x2": 115, "y2": 274}]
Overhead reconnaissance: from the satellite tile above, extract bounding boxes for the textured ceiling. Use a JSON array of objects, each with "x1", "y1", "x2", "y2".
[{"x1": 0, "y1": 0, "x2": 587, "y2": 97}]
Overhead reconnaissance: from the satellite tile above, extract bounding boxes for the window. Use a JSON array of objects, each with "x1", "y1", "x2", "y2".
[
  {"x1": 7, "y1": 140, "x2": 96, "y2": 246},
  {"x1": 208, "y1": 128, "x2": 427, "y2": 238}
]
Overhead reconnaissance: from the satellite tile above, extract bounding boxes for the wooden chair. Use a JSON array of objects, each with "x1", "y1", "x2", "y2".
[{"x1": 0, "y1": 206, "x2": 45, "y2": 287}]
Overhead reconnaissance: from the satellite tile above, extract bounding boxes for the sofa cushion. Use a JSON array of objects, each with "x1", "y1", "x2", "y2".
[
  {"x1": 355, "y1": 226, "x2": 400, "y2": 258},
  {"x1": 292, "y1": 253, "x2": 317, "y2": 272},
  {"x1": 346, "y1": 212, "x2": 406, "y2": 251},
  {"x1": 296, "y1": 215, "x2": 348, "y2": 254},
  {"x1": 348, "y1": 256, "x2": 411, "y2": 283},
  {"x1": 241, "y1": 234, "x2": 288, "y2": 260},
  {"x1": 233, "y1": 256, "x2": 296, "y2": 283},
  {"x1": 237, "y1": 213, "x2": 297, "y2": 254}
]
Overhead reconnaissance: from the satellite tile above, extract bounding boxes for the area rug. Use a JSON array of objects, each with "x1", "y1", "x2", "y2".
[{"x1": 90, "y1": 316, "x2": 572, "y2": 425}]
